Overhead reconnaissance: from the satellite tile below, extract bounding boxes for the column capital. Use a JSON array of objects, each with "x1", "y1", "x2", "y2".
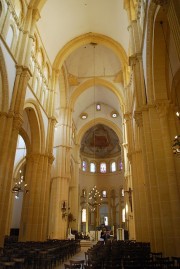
[
  {"x1": 15, "y1": 65, "x2": 32, "y2": 79},
  {"x1": 48, "y1": 154, "x2": 55, "y2": 164},
  {"x1": 13, "y1": 113, "x2": 23, "y2": 131},
  {"x1": 127, "y1": 152, "x2": 132, "y2": 163},
  {"x1": 134, "y1": 110, "x2": 143, "y2": 127},
  {"x1": 48, "y1": 116, "x2": 57, "y2": 126},
  {"x1": 124, "y1": 112, "x2": 132, "y2": 121},
  {"x1": 129, "y1": 53, "x2": 142, "y2": 67},
  {"x1": 155, "y1": 100, "x2": 170, "y2": 118}
]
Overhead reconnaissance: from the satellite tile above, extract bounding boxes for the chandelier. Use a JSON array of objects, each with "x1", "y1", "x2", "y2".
[
  {"x1": 12, "y1": 169, "x2": 29, "y2": 199},
  {"x1": 87, "y1": 186, "x2": 103, "y2": 211}
]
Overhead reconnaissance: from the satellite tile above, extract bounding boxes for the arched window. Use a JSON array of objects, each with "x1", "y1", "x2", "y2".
[
  {"x1": 118, "y1": 159, "x2": 123, "y2": 171},
  {"x1": 121, "y1": 188, "x2": 124, "y2": 197},
  {"x1": 100, "y1": 162, "x2": 106, "y2": 173},
  {"x1": 90, "y1": 162, "x2": 96, "y2": 173},
  {"x1": 111, "y1": 161, "x2": 116, "y2": 172},
  {"x1": 82, "y1": 209, "x2": 86, "y2": 222},
  {"x1": 82, "y1": 160, "x2": 87, "y2": 172},
  {"x1": 122, "y1": 208, "x2": 125, "y2": 223},
  {"x1": 102, "y1": 190, "x2": 107, "y2": 198}
]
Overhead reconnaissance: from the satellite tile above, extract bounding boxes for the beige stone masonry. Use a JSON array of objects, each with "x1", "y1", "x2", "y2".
[
  {"x1": 19, "y1": 153, "x2": 51, "y2": 241},
  {"x1": 0, "y1": 113, "x2": 23, "y2": 247},
  {"x1": 49, "y1": 107, "x2": 73, "y2": 239}
]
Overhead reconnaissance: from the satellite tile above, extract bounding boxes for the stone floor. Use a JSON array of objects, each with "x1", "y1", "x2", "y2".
[{"x1": 56, "y1": 243, "x2": 91, "y2": 269}]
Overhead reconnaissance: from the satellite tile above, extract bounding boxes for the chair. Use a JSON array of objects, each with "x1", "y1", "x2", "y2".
[
  {"x1": 64, "y1": 264, "x2": 71, "y2": 269},
  {"x1": 70, "y1": 260, "x2": 85, "y2": 269},
  {"x1": 172, "y1": 257, "x2": 180, "y2": 268}
]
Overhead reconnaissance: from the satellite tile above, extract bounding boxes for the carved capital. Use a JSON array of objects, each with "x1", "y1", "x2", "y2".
[
  {"x1": 49, "y1": 116, "x2": 57, "y2": 127},
  {"x1": 156, "y1": 100, "x2": 170, "y2": 118},
  {"x1": 13, "y1": 114, "x2": 23, "y2": 131},
  {"x1": 16, "y1": 65, "x2": 24, "y2": 76},
  {"x1": 48, "y1": 154, "x2": 55, "y2": 165},
  {"x1": 124, "y1": 112, "x2": 132, "y2": 122},
  {"x1": 129, "y1": 53, "x2": 142, "y2": 67},
  {"x1": 134, "y1": 110, "x2": 143, "y2": 127},
  {"x1": 127, "y1": 152, "x2": 132, "y2": 163},
  {"x1": 21, "y1": 67, "x2": 32, "y2": 80}
]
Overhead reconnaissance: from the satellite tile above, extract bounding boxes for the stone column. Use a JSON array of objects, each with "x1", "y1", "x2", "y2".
[
  {"x1": 49, "y1": 107, "x2": 72, "y2": 239},
  {"x1": 69, "y1": 143, "x2": 80, "y2": 232},
  {"x1": 156, "y1": 101, "x2": 180, "y2": 256},
  {"x1": 0, "y1": 66, "x2": 30, "y2": 247},
  {"x1": 141, "y1": 102, "x2": 180, "y2": 256},
  {"x1": 0, "y1": 113, "x2": 23, "y2": 246},
  {"x1": 133, "y1": 110, "x2": 151, "y2": 242},
  {"x1": 129, "y1": 54, "x2": 147, "y2": 108},
  {"x1": 19, "y1": 153, "x2": 53, "y2": 241}
]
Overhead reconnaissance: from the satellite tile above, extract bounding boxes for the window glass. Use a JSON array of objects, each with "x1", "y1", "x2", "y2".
[
  {"x1": 82, "y1": 160, "x2": 87, "y2": 172},
  {"x1": 90, "y1": 162, "x2": 96, "y2": 173},
  {"x1": 122, "y1": 208, "x2": 125, "y2": 222},
  {"x1": 96, "y1": 104, "x2": 101, "y2": 111},
  {"x1": 104, "y1": 216, "x2": 108, "y2": 226},
  {"x1": 121, "y1": 189, "x2": 124, "y2": 197},
  {"x1": 102, "y1": 190, "x2": 107, "y2": 198},
  {"x1": 100, "y1": 162, "x2": 106, "y2": 173},
  {"x1": 111, "y1": 161, "x2": 116, "y2": 172},
  {"x1": 82, "y1": 209, "x2": 86, "y2": 222},
  {"x1": 119, "y1": 161, "x2": 123, "y2": 170}
]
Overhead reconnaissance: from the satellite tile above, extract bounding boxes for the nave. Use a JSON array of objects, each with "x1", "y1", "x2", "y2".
[{"x1": 0, "y1": 238, "x2": 180, "y2": 269}]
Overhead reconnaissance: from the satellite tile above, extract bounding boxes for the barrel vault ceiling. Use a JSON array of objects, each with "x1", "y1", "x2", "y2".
[{"x1": 37, "y1": 0, "x2": 130, "y2": 154}]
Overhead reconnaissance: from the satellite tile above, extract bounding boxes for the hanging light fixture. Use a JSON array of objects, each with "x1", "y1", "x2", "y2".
[
  {"x1": 160, "y1": 21, "x2": 180, "y2": 156},
  {"x1": 85, "y1": 44, "x2": 104, "y2": 211},
  {"x1": 12, "y1": 113, "x2": 29, "y2": 198},
  {"x1": 87, "y1": 185, "x2": 103, "y2": 211},
  {"x1": 12, "y1": 169, "x2": 29, "y2": 199}
]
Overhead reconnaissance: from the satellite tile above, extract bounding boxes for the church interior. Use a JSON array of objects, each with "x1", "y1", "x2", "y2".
[{"x1": 0, "y1": 0, "x2": 180, "y2": 266}]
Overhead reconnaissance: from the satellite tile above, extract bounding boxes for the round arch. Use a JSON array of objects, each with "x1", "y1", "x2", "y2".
[
  {"x1": 0, "y1": 45, "x2": 9, "y2": 112},
  {"x1": 77, "y1": 117, "x2": 123, "y2": 146},
  {"x1": 70, "y1": 77, "x2": 125, "y2": 110},
  {"x1": 145, "y1": 1, "x2": 159, "y2": 104},
  {"x1": 53, "y1": 32, "x2": 128, "y2": 75},
  {"x1": 24, "y1": 100, "x2": 45, "y2": 154},
  {"x1": 19, "y1": 126, "x2": 31, "y2": 155}
]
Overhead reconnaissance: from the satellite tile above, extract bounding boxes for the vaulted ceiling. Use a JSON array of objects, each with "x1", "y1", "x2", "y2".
[{"x1": 37, "y1": 0, "x2": 130, "y2": 157}]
